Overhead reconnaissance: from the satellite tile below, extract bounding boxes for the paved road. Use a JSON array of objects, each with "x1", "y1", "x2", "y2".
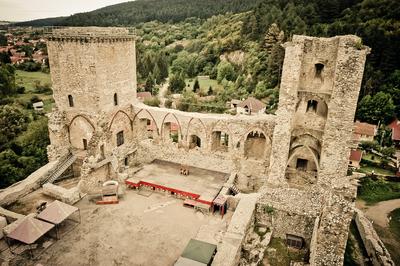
[{"x1": 357, "y1": 198, "x2": 400, "y2": 227}]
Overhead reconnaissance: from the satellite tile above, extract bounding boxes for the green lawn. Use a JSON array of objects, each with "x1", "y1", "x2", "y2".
[
  {"x1": 185, "y1": 77, "x2": 223, "y2": 94},
  {"x1": 357, "y1": 166, "x2": 396, "y2": 176},
  {"x1": 14, "y1": 70, "x2": 54, "y2": 113},
  {"x1": 357, "y1": 176, "x2": 400, "y2": 204},
  {"x1": 389, "y1": 208, "x2": 400, "y2": 239},
  {"x1": 363, "y1": 153, "x2": 382, "y2": 164},
  {"x1": 264, "y1": 238, "x2": 308, "y2": 266},
  {"x1": 15, "y1": 70, "x2": 51, "y2": 92}
]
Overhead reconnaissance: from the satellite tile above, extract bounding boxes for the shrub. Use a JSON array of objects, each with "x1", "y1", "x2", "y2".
[{"x1": 143, "y1": 97, "x2": 160, "y2": 107}]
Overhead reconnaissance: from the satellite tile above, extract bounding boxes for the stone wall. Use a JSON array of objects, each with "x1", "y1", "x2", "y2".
[{"x1": 354, "y1": 209, "x2": 394, "y2": 266}]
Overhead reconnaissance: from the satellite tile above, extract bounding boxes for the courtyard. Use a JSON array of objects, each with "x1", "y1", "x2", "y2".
[{"x1": 4, "y1": 190, "x2": 231, "y2": 266}]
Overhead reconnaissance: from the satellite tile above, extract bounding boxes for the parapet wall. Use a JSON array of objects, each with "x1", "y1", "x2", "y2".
[{"x1": 354, "y1": 209, "x2": 394, "y2": 266}]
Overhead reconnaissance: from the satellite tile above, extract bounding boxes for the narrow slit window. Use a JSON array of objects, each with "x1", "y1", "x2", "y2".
[
  {"x1": 114, "y1": 93, "x2": 118, "y2": 106},
  {"x1": 68, "y1": 95, "x2": 74, "y2": 107},
  {"x1": 117, "y1": 131, "x2": 124, "y2": 146},
  {"x1": 82, "y1": 139, "x2": 88, "y2": 150}
]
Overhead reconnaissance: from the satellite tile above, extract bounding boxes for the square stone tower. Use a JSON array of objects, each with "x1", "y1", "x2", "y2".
[
  {"x1": 47, "y1": 27, "x2": 137, "y2": 113},
  {"x1": 258, "y1": 35, "x2": 370, "y2": 265},
  {"x1": 46, "y1": 27, "x2": 137, "y2": 161}
]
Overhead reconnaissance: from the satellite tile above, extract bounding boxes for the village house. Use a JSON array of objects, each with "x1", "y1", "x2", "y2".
[
  {"x1": 137, "y1": 91, "x2": 152, "y2": 102},
  {"x1": 353, "y1": 121, "x2": 377, "y2": 143},
  {"x1": 349, "y1": 149, "x2": 363, "y2": 169},
  {"x1": 388, "y1": 118, "x2": 400, "y2": 148},
  {"x1": 236, "y1": 97, "x2": 266, "y2": 115}
]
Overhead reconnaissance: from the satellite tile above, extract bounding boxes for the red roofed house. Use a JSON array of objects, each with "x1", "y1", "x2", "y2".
[
  {"x1": 349, "y1": 149, "x2": 363, "y2": 169},
  {"x1": 237, "y1": 97, "x2": 266, "y2": 115},
  {"x1": 388, "y1": 119, "x2": 400, "y2": 147},
  {"x1": 137, "y1": 91, "x2": 152, "y2": 102},
  {"x1": 353, "y1": 121, "x2": 377, "y2": 143}
]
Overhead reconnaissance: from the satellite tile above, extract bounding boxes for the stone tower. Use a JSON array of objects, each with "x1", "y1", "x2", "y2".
[
  {"x1": 46, "y1": 27, "x2": 137, "y2": 163},
  {"x1": 47, "y1": 27, "x2": 137, "y2": 113},
  {"x1": 258, "y1": 35, "x2": 370, "y2": 265}
]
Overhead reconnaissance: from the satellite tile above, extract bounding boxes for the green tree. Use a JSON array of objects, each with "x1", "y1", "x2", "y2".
[
  {"x1": 208, "y1": 86, "x2": 213, "y2": 96},
  {"x1": 145, "y1": 73, "x2": 155, "y2": 92},
  {"x1": 0, "y1": 52, "x2": 11, "y2": 64},
  {"x1": 0, "y1": 35, "x2": 7, "y2": 46},
  {"x1": 0, "y1": 105, "x2": 29, "y2": 148},
  {"x1": 356, "y1": 92, "x2": 396, "y2": 124},
  {"x1": 193, "y1": 78, "x2": 200, "y2": 92},
  {"x1": 168, "y1": 73, "x2": 186, "y2": 93},
  {"x1": 0, "y1": 64, "x2": 16, "y2": 96},
  {"x1": 217, "y1": 61, "x2": 235, "y2": 83}
]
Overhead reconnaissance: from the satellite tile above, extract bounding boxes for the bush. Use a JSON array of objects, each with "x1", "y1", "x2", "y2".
[
  {"x1": 34, "y1": 82, "x2": 52, "y2": 94},
  {"x1": 30, "y1": 95, "x2": 41, "y2": 103},
  {"x1": 359, "y1": 140, "x2": 379, "y2": 151},
  {"x1": 143, "y1": 97, "x2": 160, "y2": 107},
  {"x1": 165, "y1": 98, "x2": 173, "y2": 108},
  {"x1": 16, "y1": 86, "x2": 25, "y2": 94},
  {"x1": 358, "y1": 176, "x2": 400, "y2": 204}
]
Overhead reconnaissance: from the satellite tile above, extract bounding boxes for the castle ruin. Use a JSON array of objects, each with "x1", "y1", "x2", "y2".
[{"x1": 31, "y1": 27, "x2": 371, "y2": 265}]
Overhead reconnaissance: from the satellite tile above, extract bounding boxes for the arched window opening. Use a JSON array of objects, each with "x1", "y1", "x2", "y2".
[
  {"x1": 315, "y1": 63, "x2": 324, "y2": 78},
  {"x1": 211, "y1": 131, "x2": 229, "y2": 152},
  {"x1": 244, "y1": 132, "x2": 266, "y2": 159},
  {"x1": 114, "y1": 93, "x2": 118, "y2": 106},
  {"x1": 306, "y1": 100, "x2": 318, "y2": 113},
  {"x1": 117, "y1": 131, "x2": 124, "y2": 146},
  {"x1": 189, "y1": 135, "x2": 201, "y2": 149},
  {"x1": 68, "y1": 95, "x2": 74, "y2": 107},
  {"x1": 163, "y1": 122, "x2": 179, "y2": 143}
]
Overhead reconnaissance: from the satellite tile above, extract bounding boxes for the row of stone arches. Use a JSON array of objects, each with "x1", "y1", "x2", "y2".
[{"x1": 65, "y1": 109, "x2": 273, "y2": 161}]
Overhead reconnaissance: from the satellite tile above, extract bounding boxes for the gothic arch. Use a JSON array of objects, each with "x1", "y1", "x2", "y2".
[
  {"x1": 68, "y1": 115, "x2": 95, "y2": 150},
  {"x1": 160, "y1": 113, "x2": 182, "y2": 142},
  {"x1": 108, "y1": 110, "x2": 133, "y2": 131},
  {"x1": 133, "y1": 109, "x2": 160, "y2": 135},
  {"x1": 287, "y1": 145, "x2": 320, "y2": 172}
]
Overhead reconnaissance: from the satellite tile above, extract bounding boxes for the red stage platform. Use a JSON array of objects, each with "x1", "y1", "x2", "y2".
[{"x1": 125, "y1": 160, "x2": 227, "y2": 206}]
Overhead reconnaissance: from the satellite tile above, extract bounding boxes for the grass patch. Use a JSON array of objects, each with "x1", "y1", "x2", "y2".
[
  {"x1": 357, "y1": 176, "x2": 400, "y2": 204},
  {"x1": 185, "y1": 77, "x2": 223, "y2": 94},
  {"x1": 13, "y1": 70, "x2": 54, "y2": 113},
  {"x1": 265, "y1": 238, "x2": 307, "y2": 266},
  {"x1": 357, "y1": 166, "x2": 396, "y2": 176},
  {"x1": 389, "y1": 208, "x2": 400, "y2": 239},
  {"x1": 15, "y1": 70, "x2": 51, "y2": 91},
  {"x1": 363, "y1": 153, "x2": 383, "y2": 164}
]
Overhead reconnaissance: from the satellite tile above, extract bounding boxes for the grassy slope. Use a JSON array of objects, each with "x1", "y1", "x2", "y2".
[
  {"x1": 357, "y1": 177, "x2": 400, "y2": 205},
  {"x1": 14, "y1": 70, "x2": 54, "y2": 112}
]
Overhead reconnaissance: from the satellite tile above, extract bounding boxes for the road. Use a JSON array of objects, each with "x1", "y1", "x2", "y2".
[{"x1": 357, "y1": 198, "x2": 400, "y2": 227}]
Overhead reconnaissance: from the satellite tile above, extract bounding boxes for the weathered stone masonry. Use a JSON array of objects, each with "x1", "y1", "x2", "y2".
[{"x1": 46, "y1": 28, "x2": 370, "y2": 265}]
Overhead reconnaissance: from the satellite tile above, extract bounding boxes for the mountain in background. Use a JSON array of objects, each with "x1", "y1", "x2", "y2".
[{"x1": 14, "y1": 0, "x2": 260, "y2": 27}]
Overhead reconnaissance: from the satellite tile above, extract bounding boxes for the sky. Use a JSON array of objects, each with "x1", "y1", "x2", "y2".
[{"x1": 0, "y1": 0, "x2": 130, "y2": 22}]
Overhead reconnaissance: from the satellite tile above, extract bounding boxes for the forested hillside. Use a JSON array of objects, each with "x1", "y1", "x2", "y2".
[
  {"x1": 15, "y1": 0, "x2": 400, "y2": 122},
  {"x1": 15, "y1": 0, "x2": 259, "y2": 27}
]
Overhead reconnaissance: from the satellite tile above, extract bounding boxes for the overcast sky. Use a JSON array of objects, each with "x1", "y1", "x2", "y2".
[{"x1": 0, "y1": 0, "x2": 130, "y2": 22}]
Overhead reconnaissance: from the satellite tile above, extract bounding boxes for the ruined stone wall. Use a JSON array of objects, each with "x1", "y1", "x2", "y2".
[
  {"x1": 354, "y1": 209, "x2": 394, "y2": 266},
  {"x1": 256, "y1": 205, "x2": 316, "y2": 246},
  {"x1": 44, "y1": 29, "x2": 371, "y2": 264}
]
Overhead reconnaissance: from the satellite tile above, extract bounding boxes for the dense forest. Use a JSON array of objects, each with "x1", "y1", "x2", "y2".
[{"x1": 14, "y1": 0, "x2": 259, "y2": 27}]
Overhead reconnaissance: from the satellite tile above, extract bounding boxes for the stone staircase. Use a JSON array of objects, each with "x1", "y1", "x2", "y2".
[
  {"x1": 230, "y1": 184, "x2": 240, "y2": 195},
  {"x1": 41, "y1": 153, "x2": 76, "y2": 185}
]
